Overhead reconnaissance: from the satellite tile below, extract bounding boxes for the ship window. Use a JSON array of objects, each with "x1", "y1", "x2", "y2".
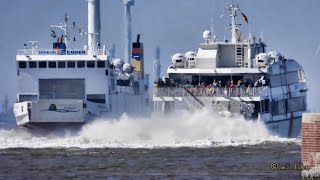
[
  {"x1": 298, "y1": 68, "x2": 305, "y2": 82},
  {"x1": 117, "y1": 79, "x2": 131, "y2": 86},
  {"x1": 18, "y1": 61, "x2": 27, "y2": 68},
  {"x1": 39, "y1": 61, "x2": 47, "y2": 68},
  {"x1": 67, "y1": 61, "x2": 76, "y2": 68},
  {"x1": 18, "y1": 94, "x2": 38, "y2": 102},
  {"x1": 77, "y1": 61, "x2": 85, "y2": 68},
  {"x1": 87, "y1": 61, "x2": 95, "y2": 68},
  {"x1": 58, "y1": 61, "x2": 66, "y2": 68},
  {"x1": 287, "y1": 97, "x2": 306, "y2": 112},
  {"x1": 29, "y1": 61, "x2": 37, "y2": 68},
  {"x1": 271, "y1": 99, "x2": 286, "y2": 116},
  {"x1": 261, "y1": 99, "x2": 269, "y2": 114},
  {"x1": 87, "y1": 94, "x2": 106, "y2": 104},
  {"x1": 39, "y1": 79, "x2": 85, "y2": 99},
  {"x1": 97, "y1": 61, "x2": 106, "y2": 68},
  {"x1": 110, "y1": 78, "x2": 116, "y2": 91},
  {"x1": 48, "y1": 61, "x2": 57, "y2": 68}
]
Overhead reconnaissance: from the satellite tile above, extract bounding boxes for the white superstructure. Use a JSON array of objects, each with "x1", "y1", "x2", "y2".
[
  {"x1": 13, "y1": 0, "x2": 148, "y2": 126},
  {"x1": 153, "y1": 2, "x2": 307, "y2": 137}
]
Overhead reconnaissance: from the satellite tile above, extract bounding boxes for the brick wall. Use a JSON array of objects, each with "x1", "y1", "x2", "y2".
[{"x1": 302, "y1": 113, "x2": 320, "y2": 167}]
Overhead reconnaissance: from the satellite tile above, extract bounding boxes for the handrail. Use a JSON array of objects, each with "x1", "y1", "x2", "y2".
[
  {"x1": 182, "y1": 87, "x2": 205, "y2": 108},
  {"x1": 154, "y1": 86, "x2": 266, "y2": 98}
]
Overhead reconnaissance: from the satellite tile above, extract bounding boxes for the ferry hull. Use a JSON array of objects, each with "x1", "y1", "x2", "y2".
[
  {"x1": 13, "y1": 99, "x2": 85, "y2": 126},
  {"x1": 266, "y1": 117, "x2": 302, "y2": 138}
]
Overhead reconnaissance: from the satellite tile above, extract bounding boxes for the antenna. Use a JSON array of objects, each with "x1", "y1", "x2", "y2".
[
  {"x1": 210, "y1": 17, "x2": 214, "y2": 37},
  {"x1": 2, "y1": 95, "x2": 8, "y2": 115},
  {"x1": 28, "y1": 41, "x2": 39, "y2": 49},
  {"x1": 154, "y1": 46, "x2": 161, "y2": 81},
  {"x1": 51, "y1": 14, "x2": 69, "y2": 47},
  {"x1": 111, "y1": 43, "x2": 116, "y2": 59},
  {"x1": 120, "y1": 0, "x2": 135, "y2": 64}
]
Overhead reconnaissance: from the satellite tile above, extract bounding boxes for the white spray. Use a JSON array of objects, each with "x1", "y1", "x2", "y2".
[{"x1": 0, "y1": 109, "x2": 298, "y2": 149}]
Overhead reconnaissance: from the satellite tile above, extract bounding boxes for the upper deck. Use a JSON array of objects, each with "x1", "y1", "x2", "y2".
[{"x1": 16, "y1": 49, "x2": 109, "y2": 61}]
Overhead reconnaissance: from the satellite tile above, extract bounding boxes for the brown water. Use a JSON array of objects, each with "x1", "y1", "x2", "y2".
[{"x1": 0, "y1": 142, "x2": 301, "y2": 179}]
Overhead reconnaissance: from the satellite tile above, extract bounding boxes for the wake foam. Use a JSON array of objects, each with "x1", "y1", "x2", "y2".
[{"x1": 0, "y1": 109, "x2": 300, "y2": 149}]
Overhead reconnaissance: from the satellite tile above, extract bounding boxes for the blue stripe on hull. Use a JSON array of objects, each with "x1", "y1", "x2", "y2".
[{"x1": 264, "y1": 116, "x2": 302, "y2": 124}]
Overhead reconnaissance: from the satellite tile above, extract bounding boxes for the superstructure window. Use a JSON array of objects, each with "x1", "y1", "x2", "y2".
[
  {"x1": 87, "y1": 94, "x2": 106, "y2": 104},
  {"x1": 19, "y1": 94, "x2": 38, "y2": 102},
  {"x1": 39, "y1": 61, "x2": 47, "y2": 68},
  {"x1": 97, "y1": 61, "x2": 106, "y2": 68},
  {"x1": 58, "y1": 61, "x2": 66, "y2": 68},
  {"x1": 48, "y1": 61, "x2": 57, "y2": 68},
  {"x1": 271, "y1": 99, "x2": 286, "y2": 116},
  {"x1": 261, "y1": 99, "x2": 269, "y2": 114},
  {"x1": 67, "y1": 61, "x2": 76, "y2": 68},
  {"x1": 18, "y1": 61, "x2": 27, "y2": 68},
  {"x1": 29, "y1": 61, "x2": 37, "y2": 68},
  {"x1": 87, "y1": 61, "x2": 95, "y2": 68},
  {"x1": 77, "y1": 61, "x2": 85, "y2": 68},
  {"x1": 117, "y1": 79, "x2": 131, "y2": 86}
]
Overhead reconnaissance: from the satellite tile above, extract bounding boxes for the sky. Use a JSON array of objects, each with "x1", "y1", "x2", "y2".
[{"x1": 0, "y1": 0, "x2": 319, "y2": 112}]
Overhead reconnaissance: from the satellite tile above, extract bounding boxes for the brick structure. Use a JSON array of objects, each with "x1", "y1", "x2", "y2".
[{"x1": 302, "y1": 113, "x2": 320, "y2": 179}]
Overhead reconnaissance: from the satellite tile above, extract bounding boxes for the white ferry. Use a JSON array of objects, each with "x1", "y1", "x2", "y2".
[
  {"x1": 153, "y1": 2, "x2": 307, "y2": 137},
  {"x1": 13, "y1": 0, "x2": 148, "y2": 127}
]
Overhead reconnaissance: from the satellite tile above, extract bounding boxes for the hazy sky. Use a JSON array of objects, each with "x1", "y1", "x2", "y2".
[{"x1": 0, "y1": 0, "x2": 319, "y2": 111}]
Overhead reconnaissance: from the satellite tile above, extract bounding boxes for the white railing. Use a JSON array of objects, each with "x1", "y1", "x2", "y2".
[
  {"x1": 17, "y1": 49, "x2": 109, "y2": 56},
  {"x1": 153, "y1": 87, "x2": 185, "y2": 97},
  {"x1": 154, "y1": 86, "x2": 266, "y2": 98}
]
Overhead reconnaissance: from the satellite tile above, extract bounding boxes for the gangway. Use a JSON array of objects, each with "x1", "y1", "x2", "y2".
[{"x1": 182, "y1": 87, "x2": 205, "y2": 110}]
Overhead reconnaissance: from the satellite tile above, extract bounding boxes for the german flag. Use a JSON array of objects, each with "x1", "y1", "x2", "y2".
[{"x1": 241, "y1": 12, "x2": 248, "y2": 23}]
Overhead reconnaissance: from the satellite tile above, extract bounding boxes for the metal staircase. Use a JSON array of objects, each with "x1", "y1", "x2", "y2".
[
  {"x1": 235, "y1": 44, "x2": 243, "y2": 67},
  {"x1": 182, "y1": 88, "x2": 205, "y2": 110}
]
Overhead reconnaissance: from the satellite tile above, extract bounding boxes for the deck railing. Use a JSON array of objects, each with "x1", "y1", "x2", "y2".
[
  {"x1": 154, "y1": 86, "x2": 266, "y2": 98},
  {"x1": 17, "y1": 49, "x2": 108, "y2": 56}
]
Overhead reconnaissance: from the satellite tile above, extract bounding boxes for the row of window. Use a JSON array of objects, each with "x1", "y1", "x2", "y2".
[
  {"x1": 18, "y1": 61, "x2": 106, "y2": 69},
  {"x1": 261, "y1": 97, "x2": 306, "y2": 115}
]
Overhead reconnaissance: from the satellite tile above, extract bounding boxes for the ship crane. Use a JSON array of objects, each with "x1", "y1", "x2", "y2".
[{"x1": 120, "y1": 0, "x2": 134, "y2": 64}]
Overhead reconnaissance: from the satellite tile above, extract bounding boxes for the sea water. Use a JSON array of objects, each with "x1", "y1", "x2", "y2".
[{"x1": 0, "y1": 109, "x2": 302, "y2": 179}]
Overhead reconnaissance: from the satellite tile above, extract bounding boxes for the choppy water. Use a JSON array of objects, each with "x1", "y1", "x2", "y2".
[{"x1": 0, "y1": 109, "x2": 302, "y2": 179}]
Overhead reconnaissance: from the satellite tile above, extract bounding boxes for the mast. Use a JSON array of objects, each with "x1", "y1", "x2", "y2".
[
  {"x1": 121, "y1": 0, "x2": 134, "y2": 64},
  {"x1": 230, "y1": 2, "x2": 239, "y2": 43},
  {"x1": 153, "y1": 46, "x2": 161, "y2": 81},
  {"x1": 88, "y1": 0, "x2": 101, "y2": 54}
]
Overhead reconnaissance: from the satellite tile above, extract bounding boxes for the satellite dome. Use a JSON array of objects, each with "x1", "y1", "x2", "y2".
[
  {"x1": 255, "y1": 53, "x2": 269, "y2": 68},
  {"x1": 185, "y1": 51, "x2": 196, "y2": 59},
  {"x1": 113, "y1": 58, "x2": 124, "y2": 69},
  {"x1": 171, "y1": 53, "x2": 185, "y2": 68},
  {"x1": 256, "y1": 53, "x2": 269, "y2": 61},
  {"x1": 203, "y1": 30, "x2": 212, "y2": 40},
  {"x1": 268, "y1": 51, "x2": 283, "y2": 60},
  {"x1": 122, "y1": 63, "x2": 134, "y2": 73}
]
